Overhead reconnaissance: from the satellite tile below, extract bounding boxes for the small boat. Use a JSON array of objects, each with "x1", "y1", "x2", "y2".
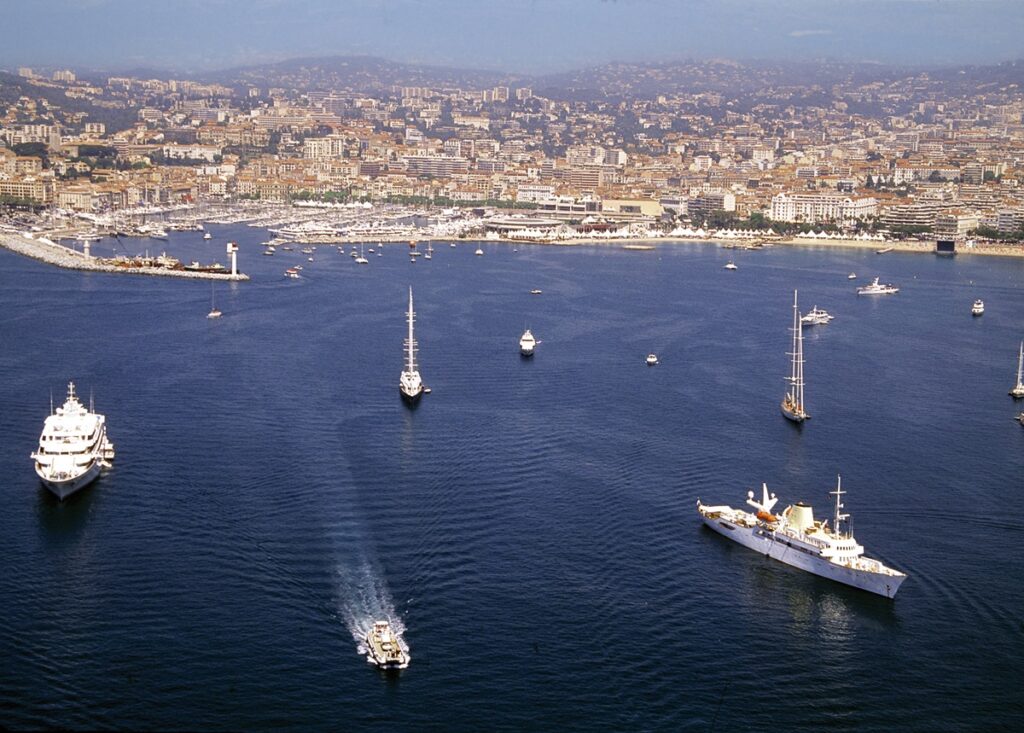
[
  {"x1": 520, "y1": 329, "x2": 536, "y2": 357},
  {"x1": 450, "y1": 243, "x2": 456, "y2": 248},
  {"x1": 876, "y1": 246, "x2": 894, "y2": 254},
  {"x1": 971, "y1": 299, "x2": 984, "y2": 316},
  {"x1": 285, "y1": 268, "x2": 300, "y2": 279},
  {"x1": 848, "y1": 273, "x2": 857, "y2": 280},
  {"x1": 365, "y1": 620, "x2": 409, "y2": 670},
  {"x1": 307, "y1": 257, "x2": 314, "y2": 263},
  {"x1": 1010, "y1": 342, "x2": 1024, "y2": 398},
  {"x1": 781, "y1": 290, "x2": 809, "y2": 423},
  {"x1": 530, "y1": 289, "x2": 543, "y2": 295},
  {"x1": 207, "y1": 283, "x2": 222, "y2": 319},
  {"x1": 301, "y1": 247, "x2": 314, "y2": 255},
  {"x1": 355, "y1": 244, "x2": 369, "y2": 265},
  {"x1": 1016, "y1": 412, "x2": 1024, "y2": 427},
  {"x1": 801, "y1": 306, "x2": 834, "y2": 326},
  {"x1": 857, "y1": 277, "x2": 899, "y2": 295},
  {"x1": 475, "y1": 246, "x2": 484, "y2": 256},
  {"x1": 723, "y1": 261, "x2": 738, "y2": 271},
  {"x1": 646, "y1": 354, "x2": 658, "y2": 366},
  {"x1": 203, "y1": 232, "x2": 212, "y2": 240},
  {"x1": 425, "y1": 243, "x2": 433, "y2": 260},
  {"x1": 262, "y1": 249, "x2": 275, "y2": 256}
]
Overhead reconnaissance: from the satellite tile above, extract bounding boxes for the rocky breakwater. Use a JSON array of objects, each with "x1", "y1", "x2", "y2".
[{"x1": 0, "y1": 233, "x2": 249, "y2": 281}]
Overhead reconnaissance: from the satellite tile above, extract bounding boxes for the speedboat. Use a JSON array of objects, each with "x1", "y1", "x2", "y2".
[
  {"x1": 530, "y1": 289, "x2": 543, "y2": 295},
  {"x1": 848, "y1": 273, "x2": 857, "y2": 279},
  {"x1": 857, "y1": 277, "x2": 899, "y2": 295},
  {"x1": 971, "y1": 299, "x2": 984, "y2": 316},
  {"x1": 646, "y1": 353, "x2": 658, "y2": 366},
  {"x1": 801, "y1": 306, "x2": 834, "y2": 326},
  {"x1": 365, "y1": 620, "x2": 409, "y2": 670},
  {"x1": 723, "y1": 261, "x2": 738, "y2": 270},
  {"x1": 520, "y1": 329, "x2": 536, "y2": 357}
]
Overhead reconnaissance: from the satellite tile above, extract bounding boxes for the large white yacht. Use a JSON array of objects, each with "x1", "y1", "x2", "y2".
[
  {"x1": 365, "y1": 620, "x2": 410, "y2": 670},
  {"x1": 801, "y1": 306, "x2": 834, "y2": 326},
  {"x1": 697, "y1": 477, "x2": 907, "y2": 598},
  {"x1": 971, "y1": 299, "x2": 984, "y2": 316},
  {"x1": 32, "y1": 382, "x2": 115, "y2": 500},
  {"x1": 857, "y1": 277, "x2": 899, "y2": 295},
  {"x1": 400, "y1": 287, "x2": 424, "y2": 403},
  {"x1": 520, "y1": 329, "x2": 537, "y2": 357}
]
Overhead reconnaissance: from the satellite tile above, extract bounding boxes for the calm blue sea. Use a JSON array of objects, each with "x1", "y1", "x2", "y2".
[{"x1": 1, "y1": 228, "x2": 1022, "y2": 731}]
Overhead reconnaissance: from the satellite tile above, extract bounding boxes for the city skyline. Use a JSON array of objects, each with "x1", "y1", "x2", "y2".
[{"x1": 5, "y1": 0, "x2": 1024, "y2": 74}]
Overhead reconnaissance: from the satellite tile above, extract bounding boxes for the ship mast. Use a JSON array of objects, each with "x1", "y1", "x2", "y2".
[
  {"x1": 831, "y1": 475, "x2": 849, "y2": 537},
  {"x1": 787, "y1": 290, "x2": 805, "y2": 412},
  {"x1": 1017, "y1": 341, "x2": 1023, "y2": 389},
  {"x1": 405, "y1": 287, "x2": 417, "y2": 374}
]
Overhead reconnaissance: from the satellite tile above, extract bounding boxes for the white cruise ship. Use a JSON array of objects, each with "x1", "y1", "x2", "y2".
[
  {"x1": 697, "y1": 477, "x2": 907, "y2": 598},
  {"x1": 31, "y1": 382, "x2": 115, "y2": 499},
  {"x1": 400, "y1": 287, "x2": 424, "y2": 403}
]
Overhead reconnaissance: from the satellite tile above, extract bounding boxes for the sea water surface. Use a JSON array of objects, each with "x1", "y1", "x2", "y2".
[{"x1": 0, "y1": 230, "x2": 1022, "y2": 731}]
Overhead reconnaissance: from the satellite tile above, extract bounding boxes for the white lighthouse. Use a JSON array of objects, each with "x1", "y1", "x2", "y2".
[{"x1": 226, "y1": 241, "x2": 238, "y2": 277}]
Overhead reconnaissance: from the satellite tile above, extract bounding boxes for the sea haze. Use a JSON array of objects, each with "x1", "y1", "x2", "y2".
[{"x1": 0, "y1": 231, "x2": 1022, "y2": 730}]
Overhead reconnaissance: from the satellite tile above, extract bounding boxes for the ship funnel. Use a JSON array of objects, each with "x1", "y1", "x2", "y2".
[{"x1": 788, "y1": 503, "x2": 815, "y2": 533}]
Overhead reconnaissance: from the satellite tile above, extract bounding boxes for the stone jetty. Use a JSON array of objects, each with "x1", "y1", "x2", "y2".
[{"x1": 0, "y1": 233, "x2": 249, "y2": 281}]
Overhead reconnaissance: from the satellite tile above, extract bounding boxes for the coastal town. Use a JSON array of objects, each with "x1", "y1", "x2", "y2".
[{"x1": 2, "y1": 57, "x2": 1024, "y2": 257}]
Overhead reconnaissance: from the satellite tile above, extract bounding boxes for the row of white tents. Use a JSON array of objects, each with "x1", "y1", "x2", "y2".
[{"x1": 795, "y1": 231, "x2": 886, "y2": 241}]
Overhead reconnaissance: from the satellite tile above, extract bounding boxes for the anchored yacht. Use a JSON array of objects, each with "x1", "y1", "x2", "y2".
[
  {"x1": 365, "y1": 620, "x2": 410, "y2": 670},
  {"x1": 801, "y1": 306, "x2": 834, "y2": 326},
  {"x1": 400, "y1": 288, "x2": 424, "y2": 403},
  {"x1": 32, "y1": 382, "x2": 115, "y2": 499},
  {"x1": 781, "y1": 290, "x2": 809, "y2": 423},
  {"x1": 520, "y1": 329, "x2": 537, "y2": 357},
  {"x1": 723, "y1": 261, "x2": 738, "y2": 270},
  {"x1": 971, "y1": 299, "x2": 984, "y2": 316},
  {"x1": 646, "y1": 353, "x2": 659, "y2": 366},
  {"x1": 857, "y1": 277, "x2": 899, "y2": 295},
  {"x1": 697, "y1": 477, "x2": 907, "y2": 598}
]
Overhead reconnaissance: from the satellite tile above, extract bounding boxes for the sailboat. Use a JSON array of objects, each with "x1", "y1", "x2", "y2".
[
  {"x1": 781, "y1": 289, "x2": 808, "y2": 422},
  {"x1": 425, "y1": 243, "x2": 433, "y2": 260},
  {"x1": 1010, "y1": 341, "x2": 1024, "y2": 398},
  {"x1": 399, "y1": 287, "x2": 424, "y2": 403},
  {"x1": 207, "y1": 282, "x2": 222, "y2": 319},
  {"x1": 355, "y1": 244, "x2": 369, "y2": 265}
]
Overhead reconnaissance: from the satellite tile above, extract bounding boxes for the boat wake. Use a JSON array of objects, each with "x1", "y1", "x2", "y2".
[{"x1": 335, "y1": 558, "x2": 409, "y2": 661}]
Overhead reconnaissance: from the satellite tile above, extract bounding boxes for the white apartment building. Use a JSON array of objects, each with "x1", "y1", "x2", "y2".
[
  {"x1": 515, "y1": 184, "x2": 556, "y2": 203},
  {"x1": 770, "y1": 193, "x2": 878, "y2": 224}
]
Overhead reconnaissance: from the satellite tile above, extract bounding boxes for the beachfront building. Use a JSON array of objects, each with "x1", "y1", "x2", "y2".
[{"x1": 769, "y1": 193, "x2": 878, "y2": 224}]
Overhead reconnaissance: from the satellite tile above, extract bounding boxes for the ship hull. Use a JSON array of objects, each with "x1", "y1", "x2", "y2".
[
  {"x1": 780, "y1": 402, "x2": 808, "y2": 422},
  {"x1": 700, "y1": 515, "x2": 905, "y2": 598},
  {"x1": 400, "y1": 387, "x2": 422, "y2": 404},
  {"x1": 36, "y1": 459, "x2": 103, "y2": 500}
]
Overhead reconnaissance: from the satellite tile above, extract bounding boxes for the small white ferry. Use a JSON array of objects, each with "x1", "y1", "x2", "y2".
[{"x1": 365, "y1": 620, "x2": 409, "y2": 670}]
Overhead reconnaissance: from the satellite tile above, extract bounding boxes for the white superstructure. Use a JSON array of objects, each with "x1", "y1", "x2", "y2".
[
  {"x1": 857, "y1": 277, "x2": 899, "y2": 295},
  {"x1": 697, "y1": 477, "x2": 907, "y2": 598},
  {"x1": 400, "y1": 287, "x2": 424, "y2": 403},
  {"x1": 31, "y1": 382, "x2": 115, "y2": 499},
  {"x1": 365, "y1": 620, "x2": 410, "y2": 670},
  {"x1": 520, "y1": 329, "x2": 536, "y2": 357},
  {"x1": 781, "y1": 290, "x2": 809, "y2": 422},
  {"x1": 971, "y1": 299, "x2": 984, "y2": 316}
]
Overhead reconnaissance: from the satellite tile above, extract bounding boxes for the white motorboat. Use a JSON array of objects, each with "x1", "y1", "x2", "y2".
[
  {"x1": 1010, "y1": 342, "x2": 1024, "y2": 398},
  {"x1": 646, "y1": 353, "x2": 658, "y2": 366},
  {"x1": 697, "y1": 477, "x2": 907, "y2": 598},
  {"x1": 365, "y1": 620, "x2": 409, "y2": 670},
  {"x1": 848, "y1": 273, "x2": 857, "y2": 280},
  {"x1": 857, "y1": 277, "x2": 899, "y2": 295},
  {"x1": 801, "y1": 306, "x2": 834, "y2": 326},
  {"x1": 285, "y1": 268, "x2": 300, "y2": 279},
  {"x1": 203, "y1": 232, "x2": 212, "y2": 240},
  {"x1": 723, "y1": 261, "x2": 738, "y2": 270},
  {"x1": 400, "y1": 287, "x2": 424, "y2": 403},
  {"x1": 530, "y1": 289, "x2": 543, "y2": 295},
  {"x1": 971, "y1": 299, "x2": 984, "y2": 316},
  {"x1": 31, "y1": 382, "x2": 115, "y2": 500},
  {"x1": 520, "y1": 329, "x2": 537, "y2": 357},
  {"x1": 781, "y1": 290, "x2": 809, "y2": 423},
  {"x1": 475, "y1": 246, "x2": 484, "y2": 256}
]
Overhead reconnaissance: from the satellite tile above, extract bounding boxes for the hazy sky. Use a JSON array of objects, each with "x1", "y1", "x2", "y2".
[{"x1": 4, "y1": 0, "x2": 1022, "y2": 73}]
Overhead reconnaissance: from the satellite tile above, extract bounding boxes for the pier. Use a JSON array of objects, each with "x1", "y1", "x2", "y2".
[{"x1": 0, "y1": 233, "x2": 249, "y2": 281}]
